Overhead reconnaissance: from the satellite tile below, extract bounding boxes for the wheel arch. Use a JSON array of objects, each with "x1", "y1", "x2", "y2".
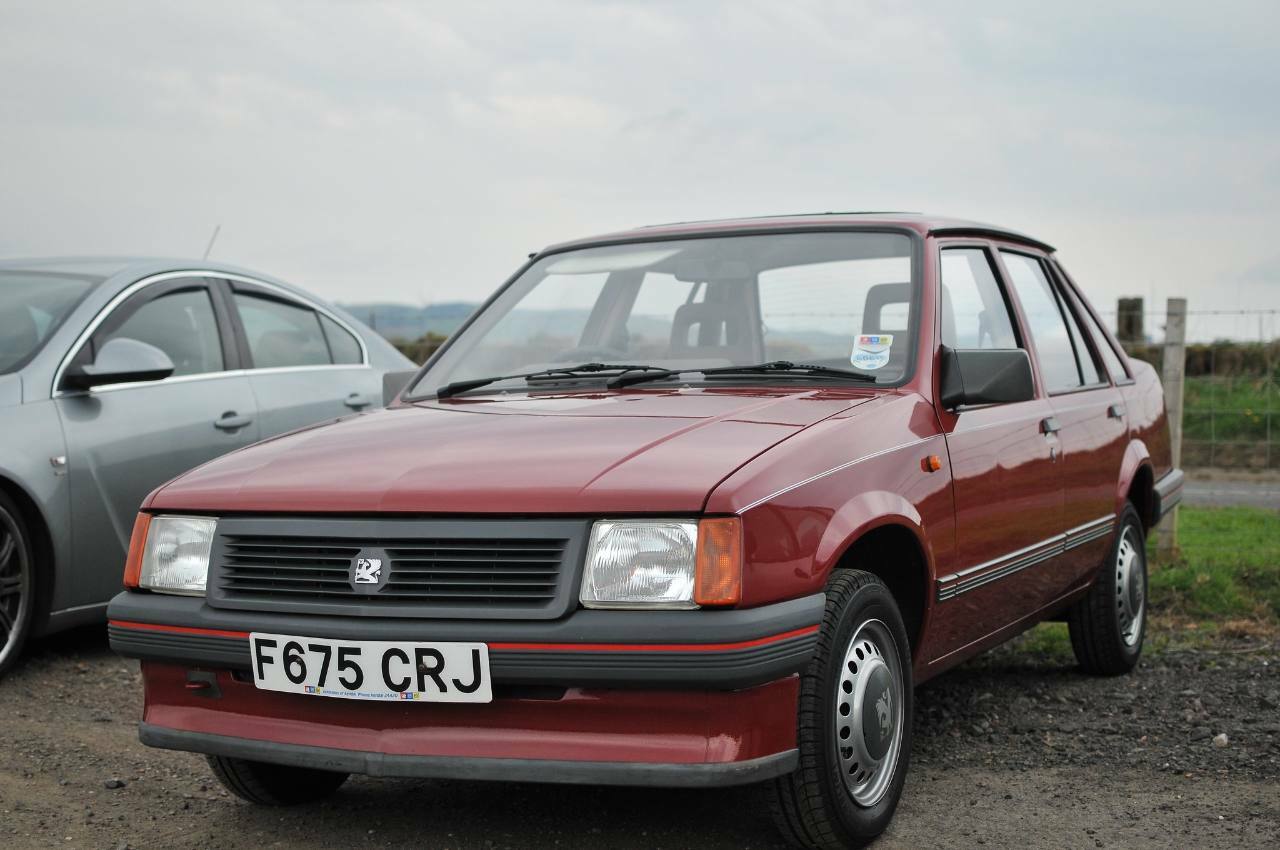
[
  {"x1": 815, "y1": 493, "x2": 934, "y2": 663},
  {"x1": 0, "y1": 473, "x2": 56, "y2": 631},
  {"x1": 1117, "y1": 439, "x2": 1156, "y2": 531}
]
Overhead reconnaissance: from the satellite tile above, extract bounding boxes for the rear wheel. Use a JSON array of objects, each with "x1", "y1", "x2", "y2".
[
  {"x1": 1068, "y1": 503, "x2": 1147, "y2": 675},
  {"x1": 765, "y1": 570, "x2": 912, "y2": 849},
  {"x1": 207, "y1": 756, "x2": 349, "y2": 806},
  {"x1": 0, "y1": 492, "x2": 35, "y2": 678}
]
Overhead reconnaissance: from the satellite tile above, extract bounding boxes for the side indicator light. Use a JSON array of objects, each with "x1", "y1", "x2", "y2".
[
  {"x1": 694, "y1": 517, "x2": 743, "y2": 606},
  {"x1": 122, "y1": 513, "x2": 152, "y2": 589},
  {"x1": 921, "y1": 455, "x2": 943, "y2": 473}
]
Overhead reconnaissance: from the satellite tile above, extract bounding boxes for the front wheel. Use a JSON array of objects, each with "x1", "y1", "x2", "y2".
[
  {"x1": 0, "y1": 492, "x2": 36, "y2": 679},
  {"x1": 1068, "y1": 503, "x2": 1147, "y2": 675},
  {"x1": 207, "y1": 756, "x2": 348, "y2": 806},
  {"x1": 765, "y1": 570, "x2": 913, "y2": 849}
]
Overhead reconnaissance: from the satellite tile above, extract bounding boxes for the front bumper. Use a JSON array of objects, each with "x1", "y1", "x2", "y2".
[
  {"x1": 108, "y1": 591, "x2": 824, "y2": 689},
  {"x1": 139, "y1": 723, "x2": 798, "y2": 787},
  {"x1": 135, "y1": 660, "x2": 802, "y2": 786}
]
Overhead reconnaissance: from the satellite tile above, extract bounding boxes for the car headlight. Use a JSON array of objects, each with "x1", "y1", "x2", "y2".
[
  {"x1": 580, "y1": 518, "x2": 742, "y2": 609},
  {"x1": 126, "y1": 514, "x2": 217, "y2": 596}
]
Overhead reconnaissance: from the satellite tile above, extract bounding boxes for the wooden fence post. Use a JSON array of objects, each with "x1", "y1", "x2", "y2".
[
  {"x1": 1117, "y1": 297, "x2": 1145, "y2": 344},
  {"x1": 1157, "y1": 298, "x2": 1187, "y2": 559}
]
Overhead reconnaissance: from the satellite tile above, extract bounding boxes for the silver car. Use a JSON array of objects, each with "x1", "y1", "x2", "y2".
[{"x1": 0, "y1": 257, "x2": 414, "y2": 673}]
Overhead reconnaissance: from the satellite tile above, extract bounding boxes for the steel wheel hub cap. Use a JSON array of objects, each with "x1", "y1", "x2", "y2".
[
  {"x1": 834, "y1": 619, "x2": 903, "y2": 807},
  {"x1": 1115, "y1": 528, "x2": 1144, "y2": 647}
]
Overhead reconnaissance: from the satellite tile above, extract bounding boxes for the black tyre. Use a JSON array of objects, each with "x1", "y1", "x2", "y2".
[
  {"x1": 765, "y1": 570, "x2": 913, "y2": 849},
  {"x1": 207, "y1": 756, "x2": 349, "y2": 806},
  {"x1": 1068, "y1": 503, "x2": 1147, "y2": 675},
  {"x1": 0, "y1": 492, "x2": 36, "y2": 679}
]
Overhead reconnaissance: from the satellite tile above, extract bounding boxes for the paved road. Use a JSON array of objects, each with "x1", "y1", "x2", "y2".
[{"x1": 1184, "y1": 479, "x2": 1280, "y2": 509}]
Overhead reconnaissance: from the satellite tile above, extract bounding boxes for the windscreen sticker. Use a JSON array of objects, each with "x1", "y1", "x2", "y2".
[{"x1": 851, "y1": 334, "x2": 893, "y2": 370}]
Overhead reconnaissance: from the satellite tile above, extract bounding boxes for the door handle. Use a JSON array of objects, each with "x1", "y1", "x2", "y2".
[
  {"x1": 214, "y1": 411, "x2": 253, "y2": 431},
  {"x1": 344, "y1": 392, "x2": 371, "y2": 410},
  {"x1": 1040, "y1": 416, "x2": 1061, "y2": 435},
  {"x1": 1107, "y1": 403, "x2": 1126, "y2": 419}
]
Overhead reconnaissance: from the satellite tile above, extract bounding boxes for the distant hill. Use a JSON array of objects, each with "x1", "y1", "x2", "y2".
[{"x1": 338, "y1": 302, "x2": 478, "y2": 340}]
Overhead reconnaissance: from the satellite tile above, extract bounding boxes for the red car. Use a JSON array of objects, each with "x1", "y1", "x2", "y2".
[{"x1": 108, "y1": 214, "x2": 1181, "y2": 849}]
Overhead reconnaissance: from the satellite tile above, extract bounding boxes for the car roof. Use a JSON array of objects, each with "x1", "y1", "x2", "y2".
[
  {"x1": 543, "y1": 212, "x2": 1054, "y2": 254},
  {"x1": 0, "y1": 256, "x2": 312, "y2": 295},
  {"x1": 0, "y1": 256, "x2": 244, "y2": 278}
]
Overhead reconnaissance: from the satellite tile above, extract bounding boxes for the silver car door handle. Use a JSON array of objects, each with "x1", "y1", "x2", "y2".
[
  {"x1": 344, "y1": 392, "x2": 371, "y2": 410},
  {"x1": 1040, "y1": 416, "x2": 1061, "y2": 435},
  {"x1": 214, "y1": 411, "x2": 253, "y2": 431},
  {"x1": 1107, "y1": 403, "x2": 1126, "y2": 419}
]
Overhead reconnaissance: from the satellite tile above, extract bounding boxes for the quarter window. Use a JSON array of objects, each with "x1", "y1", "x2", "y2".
[
  {"x1": 319, "y1": 314, "x2": 363, "y2": 365},
  {"x1": 101, "y1": 288, "x2": 224, "y2": 377},
  {"x1": 1001, "y1": 252, "x2": 1097, "y2": 393},
  {"x1": 234, "y1": 293, "x2": 331, "y2": 368},
  {"x1": 939, "y1": 248, "x2": 1018, "y2": 349}
]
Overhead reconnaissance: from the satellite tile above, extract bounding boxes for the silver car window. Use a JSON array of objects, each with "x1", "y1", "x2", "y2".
[
  {"x1": 102, "y1": 288, "x2": 224, "y2": 377},
  {"x1": 234, "y1": 293, "x2": 331, "y2": 368}
]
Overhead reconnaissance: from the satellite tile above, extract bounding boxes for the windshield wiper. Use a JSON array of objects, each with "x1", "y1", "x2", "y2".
[
  {"x1": 607, "y1": 360, "x2": 879, "y2": 390},
  {"x1": 434, "y1": 363, "x2": 669, "y2": 399}
]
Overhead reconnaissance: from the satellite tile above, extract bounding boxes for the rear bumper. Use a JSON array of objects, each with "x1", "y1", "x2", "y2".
[
  {"x1": 1153, "y1": 468, "x2": 1185, "y2": 523},
  {"x1": 108, "y1": 591, "x2": 824, "y2": 689},
  {"x1": 139, "y1": 723, "x2": 798, "y2": 788}
]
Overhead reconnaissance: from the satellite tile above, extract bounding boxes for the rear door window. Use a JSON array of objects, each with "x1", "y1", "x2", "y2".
[
  {"x1": 234, "y1": 292, "x2": 331, "y2": 368},
  {"x1": 1001, "y1": 252, "x2": 1099, "y2": 393},
  {"x1": 1066, "y1": 285, "x2": 1129, "y2": 382}
]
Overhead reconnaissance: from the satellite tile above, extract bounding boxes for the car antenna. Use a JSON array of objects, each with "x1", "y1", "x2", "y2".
[{"x1": 202, "y1": 224, "x2": 221, "y2": 261}]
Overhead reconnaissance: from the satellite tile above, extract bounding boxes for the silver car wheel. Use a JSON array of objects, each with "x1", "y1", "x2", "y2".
[
  {"x1": 0, "y1": 508, "x2": 32, "y2": 670},
  {"x1": 833, "y1": 618, "x2": 904, "y2": 808},
  {"x1": 1115, "y1": 526, "x2": 1145, "y2": 647}
]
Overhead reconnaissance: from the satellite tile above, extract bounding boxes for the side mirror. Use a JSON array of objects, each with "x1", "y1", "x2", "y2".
[
  {"x1": 382, "y1": 369, "x2": 419, "y2": 406},
  {"x1": 939, "y1": 346, "x2": 1035, "y2": 409},
  {"x1": 62, "y1": 338, "x2": 175, "y2": 391}
]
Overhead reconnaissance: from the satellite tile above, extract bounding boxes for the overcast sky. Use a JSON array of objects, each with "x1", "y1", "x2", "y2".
[{"x1": 2, "y1": 1, "x2": 1277, "y2": 340}]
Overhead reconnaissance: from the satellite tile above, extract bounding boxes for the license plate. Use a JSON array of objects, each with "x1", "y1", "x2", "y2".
[{"x1": 249, "y1": 633, "x2": 492, "y2": 703}]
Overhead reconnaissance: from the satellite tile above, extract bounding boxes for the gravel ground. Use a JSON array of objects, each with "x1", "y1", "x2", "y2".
[{"x1": 1, "y1": 626, "x2": 1277, "y2": 850}]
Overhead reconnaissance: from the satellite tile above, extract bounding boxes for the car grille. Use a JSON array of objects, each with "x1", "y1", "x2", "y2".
[{"x1": 206, "y1": 518, "x2": 589, "y2": 620}]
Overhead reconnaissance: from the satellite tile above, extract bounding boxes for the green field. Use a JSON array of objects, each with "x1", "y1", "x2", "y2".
[
  {"x1": 1149, "y1": 506, "x2": 1280, "y2": 623},
  {"x1": 1183, "y1": 375, "x2": 1277, "y2": 440},
  {"x1": 1181, "y1": 376, "x2": 1279, "y2": 467}
]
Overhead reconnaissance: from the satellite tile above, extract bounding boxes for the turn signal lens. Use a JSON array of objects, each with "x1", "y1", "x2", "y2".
[
  {"x1": 694, "y1": 517, "x2": 743, "y2": 606},
  {"x1": 122, "y1": 513, "x2": 152, "y2": 589}
]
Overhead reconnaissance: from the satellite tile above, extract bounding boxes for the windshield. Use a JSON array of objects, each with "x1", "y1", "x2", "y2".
[
  {"x1": 0, "y1": 271, "x2": 100, "y2": 373},
  {"x1": 411, "y1": 231, "x2": 917, "y2": 396}
]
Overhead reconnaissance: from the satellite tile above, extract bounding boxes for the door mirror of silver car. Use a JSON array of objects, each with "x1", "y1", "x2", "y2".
[
  {"x1": 63, "y1": 338, "x2": 176, "y2": 391},
  {"x1": 939, "y1": 346, "x2": 1035, "y2": 409},
  {"x1": 382, "y1": 369, "x2": 419, "y2": 406}
]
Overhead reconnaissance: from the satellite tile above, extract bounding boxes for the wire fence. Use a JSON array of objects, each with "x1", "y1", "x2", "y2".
[
  {"x1": 384, "y1": 299, "x2": 1279, "y2": 471},
  {"x1": 1104, "y1": 305, "x2": 1279, "y2": 471}
]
